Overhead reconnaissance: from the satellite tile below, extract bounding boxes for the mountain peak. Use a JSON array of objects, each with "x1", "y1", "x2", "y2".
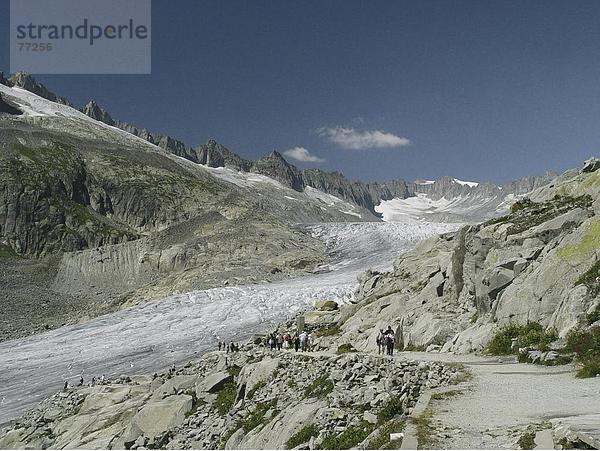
[
  {"x1": 266, "y1": 150, "x2": 286, "y2": 161},
  {"x1": 82, "y1": 100, "x2": 115, "y2": 126},
  {"x1": 8, "y1": 72, "x2": 72, "y2": 106}
]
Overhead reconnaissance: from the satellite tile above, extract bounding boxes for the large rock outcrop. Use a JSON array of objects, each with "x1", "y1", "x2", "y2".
[{"x1": 336, "y1": 163, "x2": 600, "y2": 353}]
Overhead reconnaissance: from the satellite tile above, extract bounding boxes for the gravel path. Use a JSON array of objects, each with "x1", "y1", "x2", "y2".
[{"x1": 400, "y1": 352, "x2": 600, "y2": 449}]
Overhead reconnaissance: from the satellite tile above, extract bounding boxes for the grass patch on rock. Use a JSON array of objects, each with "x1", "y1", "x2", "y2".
[
  {"x1": 0, "y1": 244, "x2": 19, "y2": 258},
  {"x1": 246, "y1": 381, "x2": 266, "y2": 400},
  {"x1": 377, "y1": 397, "x2": 404, "y2": 424},
  {"x1": 227, "y1": 365, "x2": 242, "y2": 378},
  {"x1": 557, "y1": 437, "x2": 595, "y2": 449},
  {"x1": 304, "y1": 375, "x2": 334, "y2": 399},
  {"x1": 286, "y1": 424, "x2": 320, "y2": 449},
  {"x1": 587, "y1": 306, "x2": 600, "y2": 326},
  {"x1": 431, "y1": 390, "x2": 461, "y2": 400},
  {"x1": 239, "y1": 399, "x2": 277, "y2": 433},
  {"x1": 559, "y1": 218, "x2": 600, "y2": 263},
  {"x1": 319, "y1": 420, "x2": 375, "y2": 450},
  {"x1": 315, "y1": 326, "x2": 341, "y2": 337},
  {"x1": 336, "y1": 343, "x2": 357, "y2": 354},
  {"x1": 213, "y1": 381, "x2": 237, "y2": 415},
  {"x1": 413, "y1": 406, "x2": 437, "y2": 449},
  {"x1": 486, "y1": 322, "x2": 557, "y2": 355},
  {"x1": 576, "y1": 259, "x2": 600, "y2": 299},
  {"x1": 403, "y1": 344, "x2": 426, "y2": 352},
  {"x1": 485, "y1": 194, "x2": 593, "y2": 237},
  {"x1": 366, "y1": 419, "x2": 405, "y2": 449}
]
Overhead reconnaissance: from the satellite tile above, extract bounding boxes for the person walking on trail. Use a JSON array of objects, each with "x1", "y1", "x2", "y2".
[
  {"x1": 63, "y1": 381, "x2": 68, "y2": 391},
  {"x1": 218, "y1": 341, "x2": 222, "y2": 351},
  {"x1": 376, "y1": 329, "x2": 384, "y2": 355},
  {"x1": 385, "y1": 326, "x2": 395, "y2": 356},
  {"x1": 283, "y1": 333, "x2": 290, "y2": 349},
  {"x1": 299, "y1": 331, "x2": 308, "y2": 352},
  {"x1": 293, "y1": 334, "x2": 299, "y2": 352},
  {"x1": 268, "y1": 335, "x2": 274, "y2": 351},
  {"x1": 307, "y1": 332, "x2": 313, "y2": 352},
  {"x1": 277, "y1": 334, "x2": 283, "y2": 351}
]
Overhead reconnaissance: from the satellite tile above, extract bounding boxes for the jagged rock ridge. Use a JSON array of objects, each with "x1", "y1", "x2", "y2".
[{"x1": 1, "y1": 73, "x2": 556, "y2": 218}]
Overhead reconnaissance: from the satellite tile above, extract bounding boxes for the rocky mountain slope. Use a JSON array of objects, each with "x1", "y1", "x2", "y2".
[
  {"x1": 333, "y1": 159, "x2": 600, "y2": 354},
  {"x1": 0, "y1": 342, "x2": 466, "y2": 450},
  {"x1": 1, "y1": 72, "x2": 557, "y2": 221},
  {"x1": 0, "y1": 81, "x2": 373, "y2": 340}
]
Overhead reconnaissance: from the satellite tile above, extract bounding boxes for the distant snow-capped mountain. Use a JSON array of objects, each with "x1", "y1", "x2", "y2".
[{"x1": 1, "y1": 71, "x2": 557, "y2": 223}]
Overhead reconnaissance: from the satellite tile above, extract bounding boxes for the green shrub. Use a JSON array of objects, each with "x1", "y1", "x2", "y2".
[
  {"x1": 566, "y1": 326, "x2": 600, "y2": 378},
  {"x1": 586, "y1": 306, "x2": 600, "y2": 325},
  {"x1": 319, "y1": 420, "x2": 375, "y2": 449},
  {"x1": 377, "y1": 397, "x2": 404, "y2": 424},
  {"x1": 576, "y1": 358, "x2": 600, "y2": 378},
  {"x1": 213, "y1": 381, "x2": 237, "y2": 415},
  {"x1": 315, "y1": 326, "x2": 341, "y2": 337},
  {"x1": 286, "y1": 424, "x2": 320, "y2": 449},
  {"x1": 486, "y1": 322, "x2": 557, "y2": 355},
  {"x1": 576, "y1": 260, "x2": 600, "y2": 299},
  {"x1": 366, "y1": 419, "x2": 405, "y2": 449},
  {"x1": 228, "y1": 365, "x2": 242, "y2": 377},
  {"x1": 511, "y1": 198, "x2": 534, "y2": 213},
  {"x1": 517, "y1": 430, "x2": 536, "y2": 450},
  {"x1": 304, "y1": 375, "x2": 334, "y2": 399},
  {"x1": 336, "y1": 343, "x2": 357, "y2": 354},
  {"x1": 0, "y1": 244, "x2": 18, "y2": 258}
]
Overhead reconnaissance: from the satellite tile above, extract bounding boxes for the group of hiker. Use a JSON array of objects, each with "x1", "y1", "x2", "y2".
[
  {"x1": 218, "y1": 341, "x2": 240, "y2": 353},
  {"x1": 266, "y1": 330, "x2": 313, "y2": 352},
  {"x1": 376, "y1": 326, "x2": 396, "y2": 356},
  {"x1": 63, "y1": 374, "x2": 106, "y2": 391}
]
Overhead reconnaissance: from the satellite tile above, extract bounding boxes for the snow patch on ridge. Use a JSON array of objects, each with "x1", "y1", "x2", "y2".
[
  {"x1": 0, "y1": 84, "x2": 162, "y2": 150},
  {"x1": 375, "y1": 193, "x2": 493, "y2": 222},
  {"x1": 453, "y1": 178, "x2": 479, "y2": 187}
]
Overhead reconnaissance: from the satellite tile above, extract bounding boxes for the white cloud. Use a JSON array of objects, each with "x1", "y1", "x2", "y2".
[
  {"x1": 283, "y1": 146, "x2": 325, "y2": 163},
  {"x1": 316, "y1": 126, "x2": 411, "y2": 150}
]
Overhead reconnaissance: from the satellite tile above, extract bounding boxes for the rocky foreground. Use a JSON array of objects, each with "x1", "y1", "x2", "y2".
[{"x1": 0, "y1": 344, "x2": 464, "y2": 450}]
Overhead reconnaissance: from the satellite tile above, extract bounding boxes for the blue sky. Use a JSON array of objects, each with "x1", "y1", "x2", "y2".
[{"x1": 2, "y1": 0, "x2": 600, "y2": 183}]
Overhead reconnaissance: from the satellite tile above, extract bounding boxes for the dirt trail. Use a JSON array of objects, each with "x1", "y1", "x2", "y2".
[{"x1": 399, "y1": 351, "x2": 600, "y2": 449}]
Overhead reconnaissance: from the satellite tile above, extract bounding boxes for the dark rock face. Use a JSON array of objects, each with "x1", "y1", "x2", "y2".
[
  {"x1": 581, "y1": 157, "x2": 600, "y2": 174},
  {"x1": 0, "y1": 72, "x2": 12, "y2": 87},
  {"x1": 82, "y1": 100, "x2": 115, "y2": 125},
  {"x1": 501, "y1": 172, "x2": 557, "y2": 194},
  {"x1": 81, "y1": 100, "x2": 198, "y2": 162},
  {"x1": 195, "y1": 139, "x2": 252, "y2": 171},
  {"x1": 0, "y1": 138, "x2": 139, "y2": 256},
  {"x1": 9, "y1": 72, "x2": 72, "y2": 106},
  {"x1": 0, "y1": 94, "x2": 23, "y2": 115},
  {"x1": 251, "y1": 151, "x2": 305, "y2": 191},
  {"x1": 303, "y1": 169, "x2": 380, "y2": 213}
]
